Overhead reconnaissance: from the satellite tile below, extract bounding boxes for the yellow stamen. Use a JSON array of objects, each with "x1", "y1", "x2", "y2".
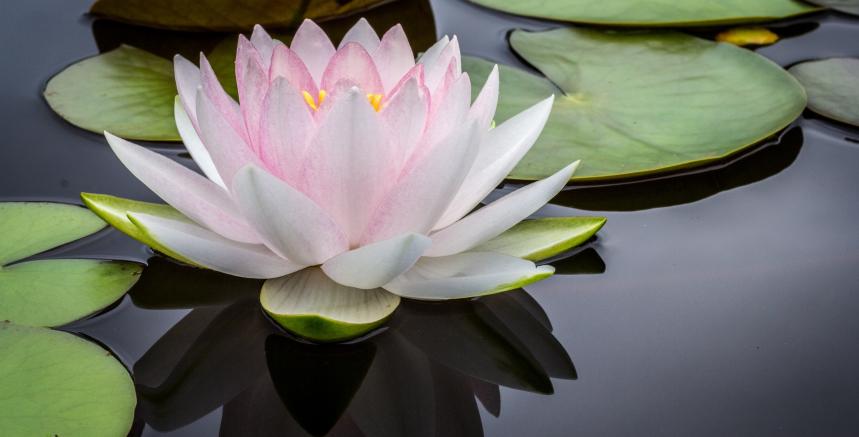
[
  {"x1": 367, "y1": 93, "x2": 383, "y2": 112},
  {"x1": 302, "y1": 89, "x2": 382, "y2": 112}
]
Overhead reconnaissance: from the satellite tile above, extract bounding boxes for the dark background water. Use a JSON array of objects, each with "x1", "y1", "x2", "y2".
[{"x1": 2, "y1": 0, "x2": 859, "y2": 436}]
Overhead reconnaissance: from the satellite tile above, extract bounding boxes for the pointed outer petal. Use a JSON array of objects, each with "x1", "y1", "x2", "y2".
[
  {"x1": 269, "y1": 44, "x2": 318, "y2": 96},
  {"x1": 339, "y1": 18, "x2": 381, "y2": 52},
  {"x1": 375, "y1": 24, "x2": 416, "y2": 92},
  {"x1": 379, "y1": 77, "x2": 429, "y2": 165},
  {"x1": 383, "y1": 252, "x2": 555, "y2": 300},
  {"x1": 322, "y1": 233, "x2": 431, "y2": 289},
  {"x1": 423, "y1": 36, "x2": 461, "y2": 93},
  {"x1": 128, "y1": 213, "x2": 301, "y2": 279},
  {"x1": 196, "y1": 89, "x2": 266, "y2": 187},
  {"x1": 232, "y1": 165, "x2": 349, "y2": 266},
  {"x1": 174, "y1": 55, "x2": 201, "y2": 123},
  {"x1": 237, "y1": 53, "x2": 269, "y2": 149},
  {"x1": 423, "y1": 70, "x2": 472, "y2": 151},
  {"x1": 174, "y1": 97, "x2": 225, "y2": 189},
  {"x1": 417, "y1": 36, "x2": 449, "y2": 67},
  {"x1": 104, "y1": 132, "x2": 260, "y2": 244},
  {"x1": 434, "y1": 95, "x2": 556, "y2": 230},
  {"x1": 291, "y1": 19, "x2": 336, "y2": 85},
  {"x1": 321, "y1": 43, "x2": 384, "y2": 95},
  {"x1": 199, "y1": 54, "x2": 249, "y2": 144},
  {"x1": 301, "y1": 87, "x2": 397, "y2": 246},
  {"x1": 426, "y1": 161, "x2": 578, "y2": 257},
  {"x1": 261, "y1": 267, "x2": 400, "y2": 342},
  {"x1": 473, "y1": 216, "x2": 607, "y2": 261},
  {"x1": 258, "y1": 78, "x2": 315, "y2": 185},
  {"x1": 250, "y1": 24, "x2": 277, "y2": 67},
  {"x1": 361, "y1": 121, "x2": 480, "y2": 244},
  {"x1": 469, "y1": 64, "x2": 499, "y2": 131}
]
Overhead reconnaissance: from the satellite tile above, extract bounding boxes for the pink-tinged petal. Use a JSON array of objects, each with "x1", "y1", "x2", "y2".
[
  {"x1": 362, "y1": 121, "x2": 480, "y2": 244},
  {"x1": 258, "y1": 77, "x2": 315, "y2": 186},
  {"x1": 291, "y1": 19, "x2": 336, "y2": 84},
  {"x1": 174, "y1": 55, "x2": 201, "y2": 123},
  {"x1": 128, "y1": 213, "x2": 301, "y2": 279},
  {"x1": 104, "y1": 132, "x2": 259, "y2": 243},
  {"x1": 269, "y1": 44, "x2": 318, "y2": 96},
  {"x1": 196, "y1": 90, "x2": 265, "y2": 187},
  {"x1": 423, "y1": 70, "x2": 471, "y2": 152},
  {"x1": 422, "y1": 36, "x2": 460, "y2": 92},
  {"x1": 384, "y1": 63, "x2": 425, "y2": 102},
  {"x1": 383, "y1": 252, "x2": 554, "y2": 300},
  {"x1": 236, "y1": 51, "x2": 269, "y2": 149},
  {"x1": 425, "y1": 161, "x2": 578, "y2": 257},
  {"x1": 339, "y1": 18, "x2": 381, "y2": 52},
  {"x1": 375, "y1": 24, "x2": 415, "y2": 92},
  {"x1": 174, "y1": 97, "x2": 225, "y2": 189},
  {"x1": 232, "y1": 165, "x2": 349, "y2": 266},
  {"x1": 199, "y1": 54, "x2": 248, "y2": 144},
  {"x1": 321, "y1": 43, "x2": 384, "y2": 95},
  {"x1": 417, "y1": 36, "x2": 449, "y2": 66},
  {"x1": 380, "y1": 77, "x2": 429, "y2": 165},
  {"x1": 236, "y1": 36, "x2": 263, "y2": 91},
  {"x1": 435, "y1": 96, "x2": 555, "y2": 229},
  {"x1": 301, "y1": 87, "x2": 397, "y2": 245},
  {"x1": 250, "y1": 24, "x2": 278, "y2": 67},
  {"x1": 469, "y1": 64, "x2": 499, "y2": 131},
  {"x1": 322, "y1": 233, "x2": 431, "y2": 289}
]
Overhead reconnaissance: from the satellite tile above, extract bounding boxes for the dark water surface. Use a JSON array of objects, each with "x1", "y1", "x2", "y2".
[{"x1": 2, "y1": 1, "x2": 859, "y2": 436}]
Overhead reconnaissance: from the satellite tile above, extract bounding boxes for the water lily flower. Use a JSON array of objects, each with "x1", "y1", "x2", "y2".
[{"x1": 95, "y1": 19, "x2": 578, "y2": 303}]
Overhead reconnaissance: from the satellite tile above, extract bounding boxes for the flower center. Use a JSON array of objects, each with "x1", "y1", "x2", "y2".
[{"x1": 302, "y1": 89, "x2": 383, "y2": 112}]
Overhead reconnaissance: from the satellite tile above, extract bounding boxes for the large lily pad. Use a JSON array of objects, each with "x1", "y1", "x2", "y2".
[
  {"x1": 0, "y1": 202, "x2": 142, "y2": 327},
  {"x1": 90, "y1": 0, "x2": 388, "y2": 32},
  {"x1": 463, "y1": 28, "x2": 807, "y2": 181},
  {"x1": 807, "y1": 0, "x2": 859, "y2": 16},
  {"x1": 467, "y1": 0, "x2": 817, "y2": 27},
  {"x1": 0, "y1": 323, "x2": 136, "y2": 436},
  {"x1": 789, "y1": 57, "x2": 859, "y2": 127},
  {"x1": 45, "y1": 45, "x2": 179, "y2": 141}
]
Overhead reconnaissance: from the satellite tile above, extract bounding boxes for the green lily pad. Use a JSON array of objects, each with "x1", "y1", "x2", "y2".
[
  {"x1": 474, "y1": 217, "x2": 606, "y2": 261},
  {"x1": 463, "y1": 28, "x2": 807, "y2": 181},
  {"x1": 261, "y1": 268, "x2": 400, "y2": 343},
  {"x1": 789, "y1": 57, "x2": 859, "y2": 127},
  {"x1": 0, "y1": 202, "x2": 142, "y2": 327},
  {"x1": 45, "y1": 45, "x2": 179, "y2": 141},
  {"x1": 81, "y1": 193, "x2": 198, "y2": 265},
  {"x1": 89, "y1": 0, "x2": 388, "y2": 32},
  {"x1": 807, "y1": 0, "x2": 859, "y2": 16},
  {"x1": 0, "y1": 323, "x2": 136, "y2": 436},
  {"x1": 467, "y1": 0, "x2": 817, "y2": 26}
]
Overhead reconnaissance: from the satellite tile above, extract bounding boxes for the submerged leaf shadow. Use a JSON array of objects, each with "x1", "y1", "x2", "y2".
[{"x1": 131, "y1": 268, "x2": 577, "y2": 436}]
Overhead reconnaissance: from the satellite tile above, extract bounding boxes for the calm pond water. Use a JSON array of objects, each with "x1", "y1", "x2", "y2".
[{"x1": 2, "y1": 0, "x2": 859, "y2": 436}]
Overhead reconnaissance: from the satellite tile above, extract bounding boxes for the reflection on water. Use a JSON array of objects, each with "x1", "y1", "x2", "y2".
[{"x1": 130, "y1": 260, "x2": 577, "y2": 437}]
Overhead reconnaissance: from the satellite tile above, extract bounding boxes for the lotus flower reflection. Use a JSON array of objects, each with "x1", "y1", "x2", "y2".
[{"x1": 93, "y1": 19, "x2": 578, "y2": 317}]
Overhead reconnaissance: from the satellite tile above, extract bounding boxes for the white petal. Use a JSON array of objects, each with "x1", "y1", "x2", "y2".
[
  {"x1": 417, "y1": 36, "x2": 449, "y2": 66},
  {"x1": 173, "y1": 55, "x2": 200, "y2": 123},
  {"x1": 291, "y1": 19, "x2": 336, "y2": 84},
  {"x1": 257, "y1": 77, "x2": 315, "y2": 186},
  {"x1": 434, "y1": 95, "x2": 555, "y2": 229},
  {"x1": 196, "y1": 89, "x2": 264, "y2": 187},
  {"x1": 128, "y1": 213, "x2": 301, "y2": 279},
  {"x1": 383, "y1": 252, "x2": 555, "y2": 300},
  {"x1": 375, "y1": 24, "x2": 415, "y2": 92},
  {"x1": 231, "y1": 165, "x2": 349, "y2": 266},
  {"x1": 339, "y1": 18, "x2": 381, "y2": 52},
  {"x1": 174, "y1": 97, "x2": 225, "y2": 189},
  {"x1": 322, "y1": 233, "x2": 431, "y2": 289},
  {"x1": 426, "y1": 161, "x2": 578, "y2": 257},
  {"x1": 469, "y1": 64, "x2": 499, "y2": 131},
  {"x1": 104, "y1": 132, "x2": 259, "y2": 244}
]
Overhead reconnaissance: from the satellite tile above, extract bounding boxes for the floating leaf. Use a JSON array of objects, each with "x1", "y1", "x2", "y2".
[
  {"x1": 90, "y1": 0, "x2": 388, "y2": 31},
  {"x1": 474, "y1": 217, "x2": 606, "y2": 261},
  {"x1": 45, "y1": 45, "x2": 179, "y2": 141},
  {"x1": 261, "y1": 268, "x2": 400, "y2": 342},
  {"x1": 716, "y1": 27, "x2": 780, "y2": 46},
  {"x1": 463, "y1": 28, "x2": 807, "y2": 181},
  {"x1": 0, "y1": 202, "x2": 141, "y2": 327},
  {"x1": 0, "y1": 323, "x2": 136, "y2": 436},
  {"x1": 81, "y1": 193, "x2": 197, "y2": 265},
  {"x1": 789, "y1": 57, "x2": 859, "y2": 127},
  {"x1": 806, "y1": 0, "x2": 859, "y2": 16},
  {"x1": 467, "y1": 0, "x2": 817, "y2": 26}
]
